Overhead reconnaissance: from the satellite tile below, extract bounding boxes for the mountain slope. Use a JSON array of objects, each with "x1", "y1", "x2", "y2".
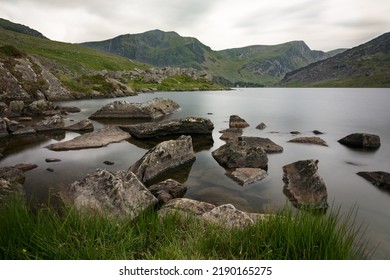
[
  {"x1": 0, "y1": 18, "x2": 47, "y2": 39},
  {"x1": 82, "y1": 30, "x2": 337, "y2": 86},
  {"x1": 279, "y1": 32, "x2": 390, "y2": 87}
]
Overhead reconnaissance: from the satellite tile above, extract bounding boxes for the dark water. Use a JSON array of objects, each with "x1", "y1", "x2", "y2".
[{"x1": 1, "y1": 88, "x2": 390, "y2": 259}]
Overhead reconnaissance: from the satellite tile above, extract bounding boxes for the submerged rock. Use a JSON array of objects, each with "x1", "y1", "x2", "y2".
[
  {"x1": 120, "y1": 117, "x2": 213, "y2": 139},
  {"x1": 129, "y1": 135, "x2": 196, "y2": 185},
  {"x1": 47, "y1": 126, "x2": 130, "y2": 151},
  {"x1": 282, "y1": 159, "x2": 328, "y2": 210},
  {"x1": 288, "y1": 136, "x2": 328, "y2": 147},
  {"x1": 67, "y1": 169, "x2": 158, "y2": 219},
  {"x1": 89, "y1": 97, "x2": 180, "y2": 119},
  {"x1": 212, "y1": 137, "x2": 268, "y2": 169},
  {"x1": 357, "y1": 171, "x2": 390, "y2": 191},
  {"x1": 338, "y1": 133, "x2": 381, "y2": 149},
  {"x1": 227, "y1": 168, "x2": 268, "y2": 186}
]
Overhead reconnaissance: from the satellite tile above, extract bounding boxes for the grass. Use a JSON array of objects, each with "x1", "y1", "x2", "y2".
[{"x1": 0, "y1": 197, "x2": 371, "y2": 260}]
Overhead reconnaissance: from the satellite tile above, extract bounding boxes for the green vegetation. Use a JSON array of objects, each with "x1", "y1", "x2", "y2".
[{"x1": 0, "y1": 198, "x2": 370, "y2": 260}]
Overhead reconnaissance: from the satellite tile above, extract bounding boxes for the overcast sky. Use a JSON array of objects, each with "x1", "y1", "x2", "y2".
[{"x1": 1, "y1": 0, "x2": 389, "y2": 51}]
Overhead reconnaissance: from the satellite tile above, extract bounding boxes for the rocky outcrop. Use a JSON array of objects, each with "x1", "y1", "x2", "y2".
[
  {"x1": 227, "y1": 168, "x2": 268, "y2": 186},
  {"x1": 89, "y1": 98, "x2": 180, "y2": 119},
  {"x1": 229, "y1": 115, "x2": 249, "y2": 128},
  {"x1": 288, "y1": 136, "x2": 328, "y2": 147},
  {"x1": 47, "y1": 126, "x2": 130, "y2": 151},
  {"x1": 129, "y1": 135, "x2": 196, "y2": 185},
  {"x1": 158, "y1": 198, "x2": 256, "y2": 229},
  {"x1": 148, "y1": 179, "x2": 187, "y2": 205},
  {"x1": 24, "y1": 99, "x2": 55, "y2": 116},
  {"x1": 212, "y1": 137, "x2": 268, "y2": 169},
  {"x1": 34, "y1": 114, "x2": 65, "y2": 132},
  {"x1": 282, "y1": 159, "x2": 328, "y2": 210},
  {"x1": 338, "y1": 133, "x2": 381, "y2": 149},
  {"x1": 120, "y1": 117, "x2": 214, "y2": 139},
  {"x1": 66, "y1": 169, "x2": 158, "y2": 219},
  {"x1": 357, "y1": 171, "x2": 390, "y2": 191}
]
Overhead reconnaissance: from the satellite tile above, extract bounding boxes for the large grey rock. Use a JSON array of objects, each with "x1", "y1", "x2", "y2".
[
  {"x1": 67, "y1": 169, "x2": 158, "y2": 219},
  {"x1": 129, "y1": 135, "x2": 196, "y2": 185},
  {"x1": 158, "y1": 198, "x2": 215, "y2": 218},
  {"x1": 0, "y1": 166, "x2": 25, "y2": 184},
  {"x1": 34, "y1": 114, "x2": 65, "y2": 132},
  {"x1": 288, "y1": 136, "x2": 328, "y2": 147},
  {"x1": 64, "y1": 119, "x2": 94, "y2": 132},
  {"x1": 202, "y1": 204, "x2": 254, "y2": 228},
  {"x1": 9, "y1": 100, "x2": 24, "y2": 114},
  {"x1": 25, "y1": 100, "x2": 54, "y2": 115},
  {"x1": 282, "y1": 159, "x2": 328, "y2": 210},
  {"x1": 219, "y1": 128, "x2": 243, "y2": 141},
  {"x1": 90, "y1": 98, "x2": 180, "y2": 119},
  {"x1": 338, "y1": 133, "x2": 381, "y2": 149},
  {"x1": 47, "y1": 126, "x2": 130, "y2": 151},
  {"x1": 212, "y1": 137, "x2": 268, "y2": 169},
  {"x1": 120, "y1": 117, "x2": 214, "y2": 139},
  {"x1": 357, "y1": 171, "x2": 390, "y2": 192}
]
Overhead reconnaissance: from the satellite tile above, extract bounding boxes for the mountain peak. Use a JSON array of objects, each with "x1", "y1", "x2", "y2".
[{"x1": 0, "y1": 18, "x2": 47, "y2": 39}]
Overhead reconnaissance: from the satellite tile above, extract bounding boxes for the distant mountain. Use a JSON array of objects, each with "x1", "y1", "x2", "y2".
[
  {"x1": 0, "y1": 18, "x2": 48, "y2": 39},
  {"x1": 82, "y1": 30, "x2": 340, "y2": 86},
  {"x1": 279, "y1": 32, "x2": 390, "y2": 87}
]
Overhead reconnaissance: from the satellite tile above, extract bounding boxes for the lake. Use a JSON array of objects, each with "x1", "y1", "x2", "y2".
[{"x1": 1, "y1": 88, "x2": 390, "y2": 259}]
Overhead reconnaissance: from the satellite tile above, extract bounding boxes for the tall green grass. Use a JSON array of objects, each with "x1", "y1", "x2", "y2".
[{"x1": 0, "y1": 198, "x2": 371, "y2": 260}]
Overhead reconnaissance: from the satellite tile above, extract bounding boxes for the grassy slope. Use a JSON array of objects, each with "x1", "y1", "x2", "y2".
[{"x1": 0, "y1": 198, "x2": 370, "y2": 260}]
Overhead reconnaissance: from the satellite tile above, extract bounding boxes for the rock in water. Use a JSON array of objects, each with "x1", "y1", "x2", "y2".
[
  {"x1": 67, "y1": 169, "x2": 158, "y2": 219},
  {"x1": 338, "y1": 133, "x2": 381, "y2": 149},
  {"x1": 282, "y1": 159, "x2": 328, "y2": 210},
  {"x1": 129, "y1": 135, "x2": 196, "y2": 185},
  {"x1": 120, "y1": 117, "x2": 214, "y2": 139},
  {"x1": 229, "y1": 115, "x2": 249, "y2": 128},
  {"x1": 212, "y1": 137, "x2": 268, "y2": 169},
  {"x1": 288, "y1": 136, "x2": 328, "y2": 147},
  {"x1": 89, "y1": 97, "x2": 180, "y2": 119},
  {"x1": 357, "y1": 171, "x2": 390, "y2": 191},
  {"x1": 227, "y1": 168, "x2": 268, "y2": 186}
]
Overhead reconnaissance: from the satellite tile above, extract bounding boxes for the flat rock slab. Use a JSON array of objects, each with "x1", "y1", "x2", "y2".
[
  {"x1": 64, "y1": 119, "x2": 94, "y2": 132},
  {"x1": 282, "y1": 159, "x2": 328, "y2": 210},
  {"x1": 228, "y1": 168, "x2": 268, "y2": 186},
  {"x1": 239, "y1": 136, "x2": 284, "y2": 153},
  {"x1": 120, "y1": 117, "x2": 214, "y2": 139},
  {"x1": 46, "y1": 126, "x2": 130, "y2": 151},
  {"x1": 129, "y1": 135, "x2": 196, "y2": 185},
  {"x1": 89, "y1": 97, "x2": 180, "y2": 119},
  {"x1": 338, "y1": 133, "x2": 381, "y2": 149},
  {"x1": 357, "y1": 171, "x2": 390, "y2": 191},
  {"x1": 288, "y1": 136, "x2": 328, "y2": 147}
]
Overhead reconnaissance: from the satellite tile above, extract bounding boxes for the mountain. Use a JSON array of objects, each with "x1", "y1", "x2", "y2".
[
  {"x1": 82, "y1": 30, "x2": 339, "y2": 86},
  {"x1": 0, "y1": 18, "x2": 47, "y2": 39},
  {"x1": 279, "y1": 32, "x2": 390, "y2": 87}
]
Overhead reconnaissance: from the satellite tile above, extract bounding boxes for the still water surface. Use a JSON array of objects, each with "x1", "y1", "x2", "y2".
[{"x1": 1, "y1": 88, "x2": 390, "y2": 259}]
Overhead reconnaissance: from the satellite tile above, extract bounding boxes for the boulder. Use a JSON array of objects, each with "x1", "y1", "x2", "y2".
[
  {"x1": 47, "y1": 126, "x2": 130, "y2": 151},
  {"x1": 148, "y1": 179, "x2": 187, "y2": 205},
  {"x1": 239, "y1": 136, "x2": 284, "y2": 153},
  {"x1": 229, "y1": 115, "x2": 249, "y2": 128},
  {"x1": 288, "y1": 136, "x2": 328, "y2": 147},
  {"x1": 9, "y1": 101, "x2": 24, "y2": 114},
  {"x1": 338, "y1": 133, "x2": 381, "y2": 149},
  {"x1": 158, "y1": 198, "x2": 254, "y2": 229},
  {"x1": 3, "y1": 117, "x2": 24, "y2": 133},
  {"x1": 357, "y1": 171, "x2": 390, "y2": 191},
  {"x1": 227, "y1": 168, "x2": 268, "y2": 186},
  {"x1": 0, "y1": 166, "x2": 25, "y2": 184},
  {"x1": 64, "y1": 119, "x2": 94, "y2": 132},
  {"x1": 129, "y1": 135, "x2": 196, "y2": 185},
  {"x1": 89, "y1": 98, "x2": 180, "y2": 119},
  {"x1": 66, "y1": 169, "x2": 158, "y2": 219},
  {"x1": 34, "y1": 114, "x2": 65, "y2": 132},
  {"x1": 120, "y1": 117, "x2": 214, "y2": 139},
  {"x1": 282, "y1": 159, "x2": 328, "y2": 210},
  {"x1": 212, "y1": 137, "x2": 268, "y2": 169},
  {"x1": 256, "y1": 122, "x2": 267, "y2": 130},
  {"x1": 25, "y1": 100, "x2": 54, "y2": 115}
]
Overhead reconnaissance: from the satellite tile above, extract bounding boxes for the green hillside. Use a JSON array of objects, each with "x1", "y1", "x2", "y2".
[
  {"x1": 0, "y1": 18, "x2": 47, "y2": 39},
  {"x1": 279, "y1": 32, "x2": 390, "y2": 87},
  {"x1": 82, "y1": 30, "x2": 341, "y2": 87}
]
